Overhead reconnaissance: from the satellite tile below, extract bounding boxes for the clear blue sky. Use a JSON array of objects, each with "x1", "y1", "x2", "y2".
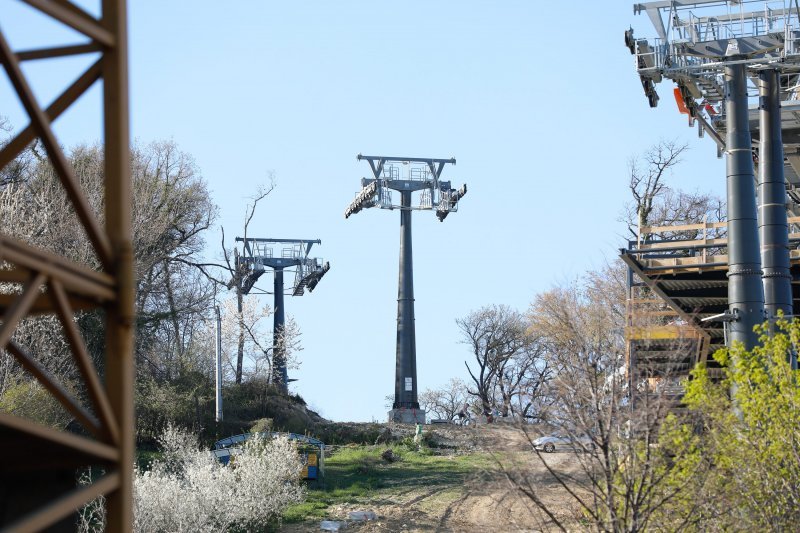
[{"x1": 2, "y1": 2, "x2": 724, "y2": 422}]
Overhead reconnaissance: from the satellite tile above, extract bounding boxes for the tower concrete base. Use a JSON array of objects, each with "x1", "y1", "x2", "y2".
[{"x1": 388, "y1": 408, "x2": 426, "y2": 424}]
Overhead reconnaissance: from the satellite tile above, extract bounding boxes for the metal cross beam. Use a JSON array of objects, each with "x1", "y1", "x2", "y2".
[
  {"x1": 237, "y1": 237, "x2": 320, "y2": 258},
  {"x1": 357, "y1": 154, "x2": 456, "y2": 183},
  {"x1": 345, "y1": 155, "x2": 465, "y2": 218}
]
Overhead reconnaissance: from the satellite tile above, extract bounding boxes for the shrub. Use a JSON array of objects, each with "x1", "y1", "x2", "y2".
[
  {"x1": 658, "y1": 318, "x2": 800, "y2": 530},
  {"x1": 133, "y1": 424, "x2": 305, "y2": 532},
  {"x1": 0, "y1": 380, "x2": 72, "y2": 428}
]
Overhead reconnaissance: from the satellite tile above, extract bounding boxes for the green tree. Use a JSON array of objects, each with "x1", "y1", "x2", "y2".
[{"x1": 660, "y1": 318, "x2": 800, "y2": 531}]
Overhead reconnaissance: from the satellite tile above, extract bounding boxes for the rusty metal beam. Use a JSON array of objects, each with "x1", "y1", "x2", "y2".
[
  {"x1": 6, "y1": 341, "x2": 102, "y2": 438},
  {"x1": 15, "y1": 42, "x2": 101, "y2": 61},
  {"x1": 0, "y1": 292, "x2": 98, "y2": 315},
  {"x1": 0, "y1": 235, "x2": 115, "y2": 301},
  {"x1": 1, "y1": 472, "x2": 120, "y2": 533},
  {"x1": 0, "y1": 60, "x2": 102, "y2": 169},
  {"x1": 0, "y1": 412, "x2": 119, "y2": 463},
  {"x1": 22, "y1": 0, "x2": 114, "y2": 47},
  {"x1": 51, "y1": 280, "x2": 119, "y2": 444},
  {"x1": 0, "y1": 0, "x2": 132, "y2": 529},
  {"x1": 0, "y1": 30, "x2": 113, "y2": 269},
  {"x1": 100, "y1": 0, "x2": 134, "y2": 529},
  {"x1": 0, "y1": 235, "x2": 116, "y2": 303}
]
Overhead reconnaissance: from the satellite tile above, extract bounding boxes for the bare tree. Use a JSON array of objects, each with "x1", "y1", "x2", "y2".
[
  {"x1": 502, "y1": 346, "x2": 553, "y2": 421},
  {"x1": 622, "y1": 141, "x2": 728, "y2": 247},
  {"x1": 211, "y1": 296, "x2": 302, "y2": 383},
  {"x1": 504, "y1": 267, "x2": 700, "y2": 532},
  {"x1": 220, "y1": 182, "x2": 274, "y2": 384},
  {"x1": 492, "y1": 337, "x2": 550, "y2": 418},
  {"x1": 624, "y1": 140, "x2": 687, "y2": 240},
  {"x1": 129, "y1": 141, "x2": 218, "y2": 379},
  {"x1": 419, "y1": 378, "x2": 469, "y2": 422},
  {"x1": 457, "y1": 305, "x2": 548, "y2": 420}
]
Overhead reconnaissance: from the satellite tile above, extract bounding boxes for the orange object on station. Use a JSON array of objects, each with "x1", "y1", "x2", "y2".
[{"x1": 673, "y1": 87, "x2": 690, "y2": 115}]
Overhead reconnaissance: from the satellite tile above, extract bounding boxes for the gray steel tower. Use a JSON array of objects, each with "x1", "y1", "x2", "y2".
[
  {"x1": 346, "y1": 155, "x2": 466, "y2": 423},
  {"x1": 757, "y1": 69, "x2": 792, "y2": 323},
  {"x1": 234, "y1": 237, "x2": 329, "y2": 392}
]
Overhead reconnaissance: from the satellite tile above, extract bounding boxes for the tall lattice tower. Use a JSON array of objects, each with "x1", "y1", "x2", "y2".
[{"x1": 0, "y1": 2, "x2": 134, "y2": 529}]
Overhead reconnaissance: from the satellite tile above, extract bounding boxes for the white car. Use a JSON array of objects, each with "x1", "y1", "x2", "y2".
[{"x1": 532, "y1": 433, "x2": 593, "y2": 453}]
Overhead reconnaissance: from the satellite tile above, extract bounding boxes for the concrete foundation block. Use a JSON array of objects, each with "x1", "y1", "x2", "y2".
[{"x1": 388, "y1": 408, "x2": 426, "y2": 424}]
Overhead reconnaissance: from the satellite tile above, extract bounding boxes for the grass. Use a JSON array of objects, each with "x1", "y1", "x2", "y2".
[
  {"x1": 136, "y1": 449, "x2": 162, "y2": 470},
  {"x1": 282, "y1": 444, "x2": 492, "y2": 523}
]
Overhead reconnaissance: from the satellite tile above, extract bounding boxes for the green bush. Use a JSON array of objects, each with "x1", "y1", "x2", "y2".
[
  {"x1": 0, "y1": 380, "x2": 71, "y2": 428},
  {"x1": 658, "y1": 318, "x2": 800, "y2": 530}
]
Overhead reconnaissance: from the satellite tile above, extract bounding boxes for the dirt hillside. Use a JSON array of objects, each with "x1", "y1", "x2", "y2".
[{"x1": 283, "y1": 424, "x2": 585, "y2": 532}]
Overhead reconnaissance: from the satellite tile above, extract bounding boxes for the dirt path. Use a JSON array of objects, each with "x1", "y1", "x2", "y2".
[{"x1": 281, "y1": 424, "x2": 586, "y2": 532}]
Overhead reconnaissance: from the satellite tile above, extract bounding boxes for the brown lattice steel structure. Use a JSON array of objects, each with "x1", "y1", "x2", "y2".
[{"x1": 0, "y1": 1, "x2": 133, "y2": 531}]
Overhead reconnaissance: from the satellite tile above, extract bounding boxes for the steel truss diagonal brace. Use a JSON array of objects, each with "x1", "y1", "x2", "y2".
[
  {"x1": 0, "y1": 0, "x2": 133, "y2": 530},
  {"x1": 0, "y1": 29, "x2": 113, "y2": 269},
  {"x1": 0, "y1": 60, "x2": 103, "y2": 169},
  {"x1": 22, "y1": 0, "x2": 115, "y2": 46},
  {"x1": 51, "y1": 280, "x2": 120, "y2": 444},
  {"x1": 1, "y1": 469, "x2": 120, "y2": 533}
]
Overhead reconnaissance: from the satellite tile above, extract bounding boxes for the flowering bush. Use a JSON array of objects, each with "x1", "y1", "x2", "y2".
[{"x1": 132, "y1": 424, "x2": 305, "y2": 532}]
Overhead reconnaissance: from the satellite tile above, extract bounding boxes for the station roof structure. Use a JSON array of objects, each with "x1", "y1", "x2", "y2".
[{"x1": 624, "y1": 0, "x2": 800, "y2": 375}]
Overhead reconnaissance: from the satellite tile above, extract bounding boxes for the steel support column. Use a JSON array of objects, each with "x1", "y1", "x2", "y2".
[
  {"x1": 272, "y1": 268, "x2": 288, "y2": 392},
  {"x1": 758, "y1": 70, "x2": 793, "y2": 319},
  {"x1": 726, "y1": 63, "x2": 764, "y2": 350},
  {"x1": 758, "y1": 69, "x2": 796, "y2": 368},
  {"x1": 102, "y1": 1, "x2": 134, "y2": 530},
  {"x1": 393, "y1": 190, "x2": 420, "y2": 412}
]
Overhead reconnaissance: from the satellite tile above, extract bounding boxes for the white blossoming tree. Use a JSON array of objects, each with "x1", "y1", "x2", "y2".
[{"x1": 132, "y1": 424, "x2": 305, "y2": 532}]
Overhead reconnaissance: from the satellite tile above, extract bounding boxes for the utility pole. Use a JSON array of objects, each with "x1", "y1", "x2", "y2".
[{"x1": 215, "y1": 305, "x2": 223, "y2": 422}]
